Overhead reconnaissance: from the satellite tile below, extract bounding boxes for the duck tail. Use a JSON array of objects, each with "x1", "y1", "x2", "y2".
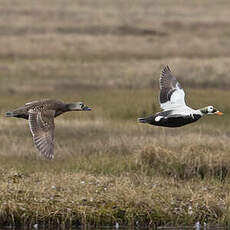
[
  {"x1": 5, "y1": 108, "x2": 28, "y2": 120},
  {"x1": 137, "y1": 117, "x2": 148, "y2": 123},
  {"x1": 137, "y1": 115, "x2": 155, "y2": 125},
  {"x1": 5, "y1": 111, "x2": 15, "y2": 117}
]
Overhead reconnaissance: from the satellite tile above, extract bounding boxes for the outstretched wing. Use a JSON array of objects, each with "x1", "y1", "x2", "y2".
[
  {"x1": 28, "y1": 109, "x2": 55, "y2": 159},
  {"x1": 159, "y1": 66, "x2": 186, "y2": 111}
]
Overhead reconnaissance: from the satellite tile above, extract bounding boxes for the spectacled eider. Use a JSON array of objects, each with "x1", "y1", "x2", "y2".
[
  {"x1": 6, "y1": 99, "x2": 91, "y2": 159},
  {"x1": 138, "y1": 66, "x2": 223, "y2": 128}
]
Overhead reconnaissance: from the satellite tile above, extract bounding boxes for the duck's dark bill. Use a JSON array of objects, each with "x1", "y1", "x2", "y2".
[
  {"x1": 83, "y1": 106, "x2": 92, "y2": 111},
  {"x1": 214, "y1": 111, "x2": 223, "y2": 115}
]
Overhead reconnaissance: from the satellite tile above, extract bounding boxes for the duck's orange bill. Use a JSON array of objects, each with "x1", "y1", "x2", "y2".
[{"x1": 214, "y1": 111, "x2": 224, "y2": 115}]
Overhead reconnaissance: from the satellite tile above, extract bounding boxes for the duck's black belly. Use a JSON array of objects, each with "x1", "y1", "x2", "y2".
[
  {"x1": 157, "y1": 114, "x2": 201, "y2": 127},
  {"x1": 141, "y1": 113, "x2": 202, "y2": 128}
]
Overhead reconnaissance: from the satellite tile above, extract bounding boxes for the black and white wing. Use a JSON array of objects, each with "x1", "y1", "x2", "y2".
[
  {"x1": 159, "y1": 66, "x2": 186, "y2": 111},
  {"x1": 28, "y1": 109, "x2": 55, "y2": 159}
]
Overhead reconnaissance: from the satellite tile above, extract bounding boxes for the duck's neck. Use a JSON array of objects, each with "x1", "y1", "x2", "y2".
[
  {"x1": 54, "y1": 104, "x2": 70, "y2": 117},
  {"x1": 195, "y1": 108, "x2": 206, "y2": 116}
]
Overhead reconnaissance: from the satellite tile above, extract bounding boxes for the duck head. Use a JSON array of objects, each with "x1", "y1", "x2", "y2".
[
  {"x1": 199, "y1": 106, "x2": 223, "y2": 115},
  {"x1": 67, "y1": 102, "x2": 91, "y2": 111}
]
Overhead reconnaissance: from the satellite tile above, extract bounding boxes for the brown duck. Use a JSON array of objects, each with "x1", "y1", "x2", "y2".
[{"x1": 6, "y1": 99, "x2": 91, "y2": 159}]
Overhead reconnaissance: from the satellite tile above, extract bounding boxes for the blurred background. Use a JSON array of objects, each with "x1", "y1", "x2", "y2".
[
  {"x1": 1, "y1": 1, "x2": 230, "y2": 108},
  {"x1": 0, "y1": 0, "x2": 229, "y2": 162}
]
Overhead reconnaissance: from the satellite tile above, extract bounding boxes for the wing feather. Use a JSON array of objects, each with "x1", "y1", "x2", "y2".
[
  {"x1": 159, "y1": 66, "x2": 186, "y2": 110},
  {"x1": 28, "y1": 109, "x2": 55, "y2": 159}
]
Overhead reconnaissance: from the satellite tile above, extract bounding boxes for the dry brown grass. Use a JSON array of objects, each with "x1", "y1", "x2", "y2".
[
  {"x1": 1, "y1": 110, "x2": 230, "y2": 226},
  {"x1": 0, "y1": 0, "x2": 230, "y2": 227},
  {"x1": 0, "y1": 169, "x2": 228, "y2": 227}
]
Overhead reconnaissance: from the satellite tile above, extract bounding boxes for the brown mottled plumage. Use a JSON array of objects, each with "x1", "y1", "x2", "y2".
[{"x1": 6, "y1": 99, "x2": 91, "y2": 159}]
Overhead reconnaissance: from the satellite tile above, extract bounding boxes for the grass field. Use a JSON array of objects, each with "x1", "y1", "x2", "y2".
[{"x1": 1, "y1": 0, "x2": 230, "y2": 227}]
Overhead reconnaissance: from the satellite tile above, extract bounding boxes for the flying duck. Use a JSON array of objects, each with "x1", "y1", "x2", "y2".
[
  {"x1": 138, "y1": 66, "x2": 223, "y2": 127},
  {"x1": 6, "y1": 99, "x2": 91, "y2": 159}
]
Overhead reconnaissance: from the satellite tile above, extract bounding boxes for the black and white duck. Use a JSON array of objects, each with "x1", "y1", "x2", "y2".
[
  {"x1": 138, "y1": 66, "x2": 223, "y2": 128},
  {"x1": 6, "y1": 99, "x2": 91, "y2": 159}
]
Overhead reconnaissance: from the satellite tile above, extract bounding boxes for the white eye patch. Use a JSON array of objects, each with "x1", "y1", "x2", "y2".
[{"x1": 155, "y1": 116, "x2": 163, "y2": 122}]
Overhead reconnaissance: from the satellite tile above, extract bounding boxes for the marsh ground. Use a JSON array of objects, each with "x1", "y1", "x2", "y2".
[{"x1": 0, "y1": 0, "x2": 230, "y2": 227}]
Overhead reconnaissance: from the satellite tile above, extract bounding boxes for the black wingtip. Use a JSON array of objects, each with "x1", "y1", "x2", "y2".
[{"x1": 162, "y1": 65, "x2": 171, "y2": 75}]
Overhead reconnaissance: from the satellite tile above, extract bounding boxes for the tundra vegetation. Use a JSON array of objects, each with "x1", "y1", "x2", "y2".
[{"x1": 0, "y1": 0, "x2": 230, "y2": 227}]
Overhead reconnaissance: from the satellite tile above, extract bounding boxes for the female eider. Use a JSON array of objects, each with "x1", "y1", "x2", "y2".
[
  {"x1": 138, "y1": 66, "x2": 223, "y2": 128},
  {"x1": 6, "y1": 99, "x2": 91, "y2": 159}
]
